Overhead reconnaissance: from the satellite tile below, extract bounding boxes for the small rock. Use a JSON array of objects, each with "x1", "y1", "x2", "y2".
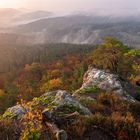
[{"x1": 4, "y1": 105, "x2": 26, "y2": 119}]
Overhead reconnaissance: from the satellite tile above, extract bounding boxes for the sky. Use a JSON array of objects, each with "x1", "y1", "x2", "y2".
[{"x1": 0, "y1": 0, "x2": 140, "y2": 14}]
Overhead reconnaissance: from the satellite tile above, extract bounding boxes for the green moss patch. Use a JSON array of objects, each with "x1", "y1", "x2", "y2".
[
  {"x1": 80, "y1": 98, "x2": 97, "y2": 107},
  {"x1": 78, "y1": 86, "x2": 101, "y2": 95},
  {"x1": 2, "y1": 111, "x2": 17, "y2": 119},
  {"x1": 57, "y1": 104, "x2": 82, "y2": 114}
]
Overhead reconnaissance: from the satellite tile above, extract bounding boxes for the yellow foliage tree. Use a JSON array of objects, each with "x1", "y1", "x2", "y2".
[
  {"x1": 41, "y1": 78, "x2": 62, "y2": 92},
  {"x1": 0, "y1": 89, "x2": 5, "y2": 98}
]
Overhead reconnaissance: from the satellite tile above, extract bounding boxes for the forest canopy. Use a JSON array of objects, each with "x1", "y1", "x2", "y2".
[{"x1": 0, "y1": 38, "x2": 139, "y2": 114}]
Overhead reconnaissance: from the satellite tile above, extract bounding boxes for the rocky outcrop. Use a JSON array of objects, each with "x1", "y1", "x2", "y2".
[
  {"x1": 2, "y1": 67, "x2": 140, "y2": 140},
  {"x1": 3, "y1": 90, "x2": 91, "y2": 121},
  {"x1": 40, "y1": 90, "x2": 92, "y2": 140},
  {"x1": 3, "y1": 67, "x2": 137, "y2": 122},
  {"x1": 2, "y1": 90, "x2": 91, "y2": 140},
  {"x1": 75, "y1": 67, "x2": 137, "y2": 102},
  {"x1": 41, "y1": 90, "x2": 91, "y2": 118}
]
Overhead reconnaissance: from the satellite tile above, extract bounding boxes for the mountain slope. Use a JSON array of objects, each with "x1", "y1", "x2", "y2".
[
  {"x1": 0, "y1": 8, "x2": 53, "y2": 27},
  {"x1": 12, "y1": 15, "x2": 140, "y2": 48}
]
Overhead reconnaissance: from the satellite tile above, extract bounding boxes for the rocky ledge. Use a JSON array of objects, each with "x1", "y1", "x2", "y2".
[{"x1": 74, "y1": 67, "x2": 137, "y2": 102}]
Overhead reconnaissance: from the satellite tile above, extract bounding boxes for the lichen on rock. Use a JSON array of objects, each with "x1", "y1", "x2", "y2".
[
  {"x1": 42, "y1": 90, "x2": 92, "y2": 123},
  {"x1": 74, "y1": 67, "x2": 137, "y2": 102},
  {"x1": 3, "y1": 105, "x2": 26, "y2": 119}
]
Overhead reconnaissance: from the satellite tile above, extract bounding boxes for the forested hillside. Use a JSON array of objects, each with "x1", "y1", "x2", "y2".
[
  {"x1": 0, "y1": 43, "x2": 96, "y2": 113},
  {"x1": 0, "y1": 43, "x2": 94, "y2": 73}
]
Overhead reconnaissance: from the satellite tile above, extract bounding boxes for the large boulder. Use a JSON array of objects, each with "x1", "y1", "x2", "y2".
[
  {"x1": 42, "y1": 90, "x2": 91, "y2": 122},
  {"x1": 75, "y1": 67, "x2": 137, "y2": 102}
]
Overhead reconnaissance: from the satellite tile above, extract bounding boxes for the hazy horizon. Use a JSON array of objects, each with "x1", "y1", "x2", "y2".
[{"x1": 0, "y1": 0, "x2": 140, "y2": 16}]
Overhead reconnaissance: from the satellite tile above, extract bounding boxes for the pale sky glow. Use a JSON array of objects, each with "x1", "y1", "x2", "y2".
[{"x1": 0, "y1": 0, "x2": 139, "y2": 13}]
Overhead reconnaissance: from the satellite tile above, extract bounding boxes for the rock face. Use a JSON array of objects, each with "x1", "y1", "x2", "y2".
[{"x1": 77, "y1": 67, "x2": 136, "y2": 102}]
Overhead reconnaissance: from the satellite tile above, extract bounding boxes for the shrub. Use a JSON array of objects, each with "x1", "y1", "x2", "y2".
[
  {"x1": 41, "y1": 78, "x2": 63, "y2": 92},
  {"x1": 97, "y1": 93, "x2": 120, "y2": 107},
  {"x1": 19, "y1": 110, "x2": 42, "y2": 140},
  {"x1": 135, "y1": 88, "x2": 140, "y2": 101},
  {"x1": 0, "y1": 118, "x2": 19, "y2": 140},
  {"x1": 129, "y1": 102, "x2": 140, "y2": 119},
  {"x1": 97, "y1": 93, "x2": 128, "y2": 113},
  {"x1": 67, "y1": 112, "x2": 140, "y2": 140}
]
